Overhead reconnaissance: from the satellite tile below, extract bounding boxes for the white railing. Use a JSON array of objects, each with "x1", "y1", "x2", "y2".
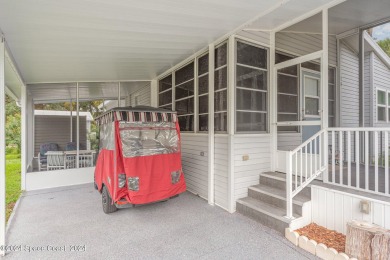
[
  {"x1": 285, "y1": 129, "x2": 327, "y2": 219},
  {"x1": 327, "y1": 128, "x2": 390, "y2": 197}
]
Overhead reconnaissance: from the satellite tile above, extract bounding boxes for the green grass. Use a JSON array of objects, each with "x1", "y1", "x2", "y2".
[{"x1": 5, "y1": 153, "x2": 21, "y2": 221}]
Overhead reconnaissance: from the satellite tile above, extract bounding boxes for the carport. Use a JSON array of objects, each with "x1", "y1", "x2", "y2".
[{"x1": 1, "y1": 0, "x2": 390, "y2": 257}]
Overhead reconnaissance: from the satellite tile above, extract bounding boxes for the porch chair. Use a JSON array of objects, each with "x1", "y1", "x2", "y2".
[
  {"x1": 38, "y1": 143, "x2": 59, "y2": 171},
  {"x1": 46, "y1": 151, "x2": 67, "y2": 171},
  {"x1": 65, "y1": 142, "x2": 85, "y2": 151}
]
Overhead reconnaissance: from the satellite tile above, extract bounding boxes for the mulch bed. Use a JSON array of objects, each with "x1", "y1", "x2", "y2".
[{"x1": 296, "y1": 223, "x2": 346, "y2": 253}]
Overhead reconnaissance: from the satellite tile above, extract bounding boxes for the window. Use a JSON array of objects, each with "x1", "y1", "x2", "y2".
[
  {"x1": 158, "y1": 74, "x2": 172, "y2": 110},
  {"x1": 377, "y1": 89, "x2": 387, "y2": 122},
  {"x1": 198, "y1": 53, "x2": 209, "y2": 132},
  {"x1": 276, "y1": 53, "x2": 299, "y2": 132},
  {"x1": 215, "y1": 43, "x2": 228, "y2": 132},
  {"x1": 236, "y1": 41, "x2": 268, "y2": 132},
  {"x1": 328, "y1": 68, "x2": 336, "y2": 127},
  {"x1": 175, "y1": 62, "x2": 195, "y2": 131}
]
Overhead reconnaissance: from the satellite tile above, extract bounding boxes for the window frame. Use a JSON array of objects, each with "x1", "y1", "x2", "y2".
[
  {"x1": 174, "y1": 61, "x2": 195, "y2": 132},
  {"x1": 197, "y1": 52, "x2": 209, "y2": 133},
  {"x1": 377, "y1": 88, "x2": 388, "y2": 122},
  {"x1": 235, "y1": 39, "x2": 269, "y2": 134},
  {"x1": 214, "y1": 41, "x2": 229, "y2": 133}
]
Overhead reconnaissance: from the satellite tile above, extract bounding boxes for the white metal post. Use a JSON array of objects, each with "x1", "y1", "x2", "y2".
[
  {"x1": 76, "y1": 82, "x2": 80, "y2": 168},
  {"x1": 321, "y1": 9, "x2": 329, "y2": 182},
  {"x1": 227, "y1": 35, "x2": 235, "y2": 213},
  {"x1": 208, "y1": 43, "x2": 215, "y2": 205},
  {"x1": 269, "y1": 31, "x2": 277, "y2": 171},
  {"x1": 70, "y1": 100, "x2": 73, "y2": 142},
  {"x1": 0, "y1": 35, "x2": 6, "y2": 256},
  {"x1": 150, "y1": 79, "x2": 158, "y2": 107},
  {"x1": 285, "y1": 151, "x2": 293, "y2": 219},
  {"x1": 118, "y1": 82, "x2": 121, "y2": 107},
  {"x1": 21, "y1": 84, "x2": 27, "y2": 190}
]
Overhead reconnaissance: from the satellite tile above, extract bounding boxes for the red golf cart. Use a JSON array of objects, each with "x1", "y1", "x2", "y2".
[{"x1": 94, "y1": 106, "x2": 186, "y2": 213}]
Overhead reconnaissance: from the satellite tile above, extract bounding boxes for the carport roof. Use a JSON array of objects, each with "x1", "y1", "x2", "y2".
[{"x1": 0, "y1": 0, "x2": 338, "y2": 85}]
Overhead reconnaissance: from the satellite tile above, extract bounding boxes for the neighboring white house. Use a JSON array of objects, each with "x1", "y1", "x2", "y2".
[{"x1": 1, "y1": 0, "x2": 390, "y2": 251}]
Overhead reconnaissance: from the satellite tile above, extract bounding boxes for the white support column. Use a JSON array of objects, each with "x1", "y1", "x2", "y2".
[
  {"x1": 150, "y1": 79, "x2": 158, "y2": 107},
  {"x1": 70, "y1": 100, "x2": 73, "y2": 142},
  {"x1": 208, "y1": 43, "x2": 215, "y2": 206},
  {"x1": 21, "y1": 84, "x2": 27, "y2": 190},
  {"x1": 0, "y1": 35, "x2": 6, "y2": 256},
  {"x1": 227, "y1": 35, "x2": 235, "y2": 213},
  {"x1": 270, "y1": 31, "x2": 277, "y2": 171},
  {"x1": 118, "y1": 82, "x2": 121, "y2": 107},
  {"x1": 76, "y1": 83, "x2": 80, "y2": 168},
  {"x1": 194, "y1": 57, "x2": 198, "y2": 133},
  {"x1": 321, "y1": 9, "x2": 329, "y2": 182},
  {"x1": 358, "y1": 30, "x2": 365, "y2": 127}
]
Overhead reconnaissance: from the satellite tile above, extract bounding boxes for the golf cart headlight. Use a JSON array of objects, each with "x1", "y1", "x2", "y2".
[
  {"x1": 128, "y1": 177, "x2": 139, "y2": 191},
  {"x1": 171, "y1": 170, "x2": 181, "y2": 184},
  {"x1": 118, "y1": 174, "x2": 126, "y2": 188}
]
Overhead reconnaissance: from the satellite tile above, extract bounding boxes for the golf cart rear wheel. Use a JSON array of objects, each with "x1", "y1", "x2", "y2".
[{"x1": 102, "y1": 186, "x2": 117, "y2": 214}]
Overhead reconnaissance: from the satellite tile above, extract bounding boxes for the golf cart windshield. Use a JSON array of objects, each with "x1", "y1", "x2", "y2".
[{"x1": 119, "y1": 121, "x2": 179, "y2": 158}]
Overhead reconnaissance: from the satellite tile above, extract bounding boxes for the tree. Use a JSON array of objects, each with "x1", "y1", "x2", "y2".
[
  {"x1": 377, "y1": 38, "x2": 390, "y2": 57},
  {"x1": 5, "y1": 95, "x2": 21, "y2": 151}
]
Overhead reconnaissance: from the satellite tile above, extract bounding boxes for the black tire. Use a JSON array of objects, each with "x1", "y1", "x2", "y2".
[
  {"x1": 102, "y1": 186, "x2": 117, "y2": 214},
  {"x1": 94, "y1": 182, "x2": 98, "y2": 190}
]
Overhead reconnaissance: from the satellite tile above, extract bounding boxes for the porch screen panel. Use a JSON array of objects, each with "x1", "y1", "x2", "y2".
[
  {"x1": 328, "y1": 67, "x2": 336, "y2": 127},
  {"x1": 175, "y1": 62, "x2": 194, "y2": 131},
  {"x1": 158, "y1": 74, "x2": 172, "y2": 110},
  {"x1": 215, "y1": 43, "x2": 228, "y2": 132},
  {"x1": 198, "y1": 53, "x2": 209, "y2": 132},
  {"x1": 236, "y1": 41, "x2": 268, "y2": 132},
  {"x1": 276, "y1": 53, "x2": 298, "y2": 132}
]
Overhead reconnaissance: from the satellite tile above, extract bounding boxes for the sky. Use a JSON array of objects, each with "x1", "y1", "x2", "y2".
[{"x1": 373, "y1": 22, "x2": 390, "y2": 41}]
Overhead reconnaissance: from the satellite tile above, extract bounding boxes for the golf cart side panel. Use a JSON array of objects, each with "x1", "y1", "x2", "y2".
[{"x1": 95, "y1": 121, "x2": 116, "y2": 192}]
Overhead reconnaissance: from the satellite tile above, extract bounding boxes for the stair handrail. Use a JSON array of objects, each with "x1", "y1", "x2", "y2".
[{"x1": 285, "y1": 128, "x2": 327, "y2": 219}]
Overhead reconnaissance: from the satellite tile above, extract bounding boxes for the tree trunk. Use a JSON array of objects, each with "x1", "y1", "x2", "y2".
[{"x1": 371, "y1": 231, "x2": 390, "y2": 260}]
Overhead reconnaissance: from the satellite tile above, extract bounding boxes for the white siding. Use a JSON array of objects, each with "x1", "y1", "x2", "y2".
[
  {"x1": 235, "y1": 30, "x2": 270, "y2": 46},
  {"x1": 277, "y1": 133, "x2": 302, "y2": 151},
  {"x1": 372, "y1": 53, "x2": 390, "y2": 127},
  {"x1": 34, "y1": 115, "x2": 87, "y2": 156},
  {"x1": 340, "y1": 42, "x2": 359, "y2": 127},
  {"x1": 276, "y1": 32, "x2": 337, "y2": 66},
  {"x1": 234, "y1": 135, "x2": 271, "y2": 202},
  {"x1": 312, "y1": 185, "x2": 390, "y2": 234},
  {"x1": 215, "y1": 135, "x2": 229, "y2": 210},
  {"x1": 181, "y1": 134, "x2": 209, "y2": 200},
  {"x1": 128, "y1": 83, "x2": 151, "y2": 106},
  {"x1": 364, "y1": 52, "x2": 372, "y2": 127}
]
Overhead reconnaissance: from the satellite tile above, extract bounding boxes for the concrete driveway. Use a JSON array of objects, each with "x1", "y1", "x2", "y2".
[{"x1": 5, "y1": 184, "x2": 315, "y2": 260}]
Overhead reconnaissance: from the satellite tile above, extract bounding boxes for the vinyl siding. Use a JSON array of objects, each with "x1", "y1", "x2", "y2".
[
  {"x1": 34, "y1": 115, "x2": 87, "y2": 156},
  {"x1": 277, "y1": 133, "x2": 302, "y2": 151},
  {"x1": 181, "y1": 134, "x2": 208, "y2": 200},
  {"x1": 234, "y1": 135, "x2": 271, "y2": 202},
  {"x1": 129, "y1": 83, "x2": 151, "y2": 106},
  {"x1": 276, "y1": 32, "x2": 337, "y2": 66},
  {"x1": 372, "y1": 53, "x2": 390, "y2": 127},
  {"x1": 340, "y1": 42, "x2": 359, "y2": 127},
  {"x1": 365, "y1": 53, "x2": 372, "y2": 127},
  {"x1": 214, "y1": 135, "x2": 229, "y2": 210},
  {"x1": 235, "y1": 30, "x2": 270, "y2": 46}
]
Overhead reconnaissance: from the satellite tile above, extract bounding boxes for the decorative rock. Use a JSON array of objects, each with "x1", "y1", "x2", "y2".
[
  {"x1": 316, "y1": 243, "x2": 328, "y2": 259},
  {"x1": 298, "y1": 236, "x2": 317, "y2": 254},
  {"x1": 334, "y1": 253, "x2": 349, "y2": 260},
  {"x1": 285, "y1": 228, "x2": 299, "y2": 246}
]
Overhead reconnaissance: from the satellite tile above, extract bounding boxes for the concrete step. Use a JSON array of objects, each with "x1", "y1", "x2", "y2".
[
  {"x1": 236, "y1": 197, "x2": 299, "y2": 234},
  {"x1": 259, "y1": 172, "x2": 311, "y2": 198},
  {"x1": 248, "y1": 184, "x2": 310, "y2": 215}
]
